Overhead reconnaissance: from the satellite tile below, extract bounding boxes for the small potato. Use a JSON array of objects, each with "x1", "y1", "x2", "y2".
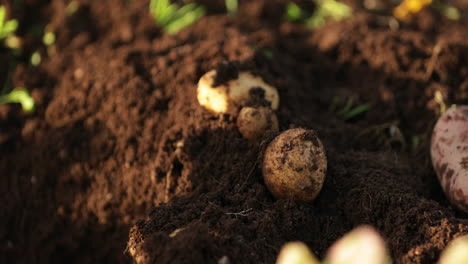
[
  {"x1": 197, "y1": 70, "x2": 279, "y2": 113},
  {"x1": 237, "y1": 106, "x2": 279, "y2": 141},
  {"x1": 431, "y1": 105, "x2": 468, "y2": 213},
  {"x1": 276, "y1": 241, "x2": 320, "y2": 264},
  {"x1": 325, "y1": 225, "x2": 390, "y2": 264},
  {"x1": 438, "y1": 235, "x2": 468, "y2": 264},
  {"x1": 262, "y1": 128, "x2": 327, "y2": 202}
]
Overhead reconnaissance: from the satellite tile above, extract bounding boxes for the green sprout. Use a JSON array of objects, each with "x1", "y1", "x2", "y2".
[
  {"x1": 225, "y1": 0, "x2": 238, "y2": 15},
  {"x1": 329, "y1": 96, "x2": 371, "y2": 121},
  {"x1": 0, "y1": 5, "x2": 19, "y2": 49},
  {"x1": 432, "y1": 0, "x2": 460, "y2": 20},
  {"x1": 284, "y1": 2, "x2": 303, "y2": 22},
  {"x1": 283, "y1": 1, "x2": 352, "y2": 28},
  {"x1": 65, "y1": 1, "x2": 79, "y2": 16},
  {"x1": 30, "y1": 51, "x2": 41, "y2": 66},
  {"x1": 1, "y1": 71, "x2": 35, "y2": 113},
  {"x1": 0, "y1": 6, "x2": 18, "y2": 40},
  {"x1": 0, "y1": 88, "x2": 35, "y2": 113},
  {"x1": 149, "y1": 0, "x2": 205, "y2": 35},
  {"x1": 43, "y1": 31, "x2": 56, "y2": 46},
  {"x1": 307, "y1": 0, "x2": 352, "y2": 28}
]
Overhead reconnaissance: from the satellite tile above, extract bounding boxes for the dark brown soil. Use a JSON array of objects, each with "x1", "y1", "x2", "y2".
[{"x1": 1, "y1": 0, "x2": 468, "y2": 263}]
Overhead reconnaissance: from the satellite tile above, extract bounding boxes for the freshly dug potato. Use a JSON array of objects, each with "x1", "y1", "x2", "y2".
[
  {"x1": 431, "y1": 105, "x2": 468, "y2": 213},
  {"x1": 438, "y1": 235, "x2": 468, "y2": 264},
  {"x1": 237, "y1": 106, "x2": 279, "y2": 140},
  {"x1": 197, "y1": 70, "x2": 279, "y2": 113},
  {"x1": 276, "y1": 241, "x2": 320, "y2": 264},
  {"x1": 325, "y1": 225, "x2": 390, "y2": 264},
  {"x1": 262, "y1": 128, "x2": 327, "y2": 202}
]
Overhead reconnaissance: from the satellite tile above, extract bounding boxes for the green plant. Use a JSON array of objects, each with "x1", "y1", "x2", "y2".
[
  {"x1": 0, "y1": 88, "x2": 35, "y2": 112},
  {"x1": 0, "y1": 6, "x2": 18, "y2": 40},
  {"x1": 149, "y1": 0, "x2": 205, "y2": 35},
  {"x1": 329, "y1": 96, "x2": 371, "y2": 121},
  {"x1": 225, "y1": 0, "x2": 238, "y2": 15},
  {"x1": 65, "y1": 1, "x2": 79, "y2": 16},
  {"x1": 432, "y1": 0, "x2": 460, "y2": 20},
  {"x1": 307, "y1": 0, "x2": 352, "y2": 28},
  {"x1": 43, "y1": 31, "x2": 56, "y2": 46},
  {"x1": 284, "y1": 0, "x2": 352, "y2": 28},
  {"x1": 284, "y1": 2, "x2": 303, "y2": 22},
  {"x1": 0, "y1": 70, "x2": 35, "y2": 113}
]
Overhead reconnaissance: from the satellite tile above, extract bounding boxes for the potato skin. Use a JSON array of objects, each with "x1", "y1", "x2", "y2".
[
  {"x1": 197, "y1": 70, "x2": 279, "y2": 113},
  {"x1": 262, "y1": 128, "x2": 327, "y2": 202},
  {"x1": 237, "y1": 107, "x2": 279, "y2": 141},
  {"x1": 276, "y1": 242, "x2": 320, "y2": 264},
  {"x1": 431, "y1": 105, "x2": 468, "y2": 213},
  {"x1": 325, "y1": 225, "x2": 390, "y2": 264},
  {"x1": 438, "y1": 235, "x2": 468, "y2": 264}
]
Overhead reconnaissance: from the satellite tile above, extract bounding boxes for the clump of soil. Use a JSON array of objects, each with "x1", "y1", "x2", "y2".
[{"x1": 1, "y1": 0, "x2": 468, "y2": 264}]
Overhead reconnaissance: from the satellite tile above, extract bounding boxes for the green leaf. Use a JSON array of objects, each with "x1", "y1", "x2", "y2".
[
  {"x1": 165, "y1": 6, "x2": 205, "y2": 35},
  {"x1": 0, "y1": 88, "x2": 35, "y2": 113},
  {"x1": 285, "y1": 2, "x2": 303, "y2": 22},
  {"x1": 0, "y1": 5, "x2": 18, "y2": 40},
  {"x1": 307, "y1": 0, "x2": 352, "y2": 28},
  {"x1": 43, "y1": 31, "x2": 56, "y2": 46},
  {"x1": 342, "y1": 103, "x2": 371, "y2": 120},
  {"x1": 338, "y1": 97, "x2": 354, "y2": 116},
  {"x1": 0, "y1": 6, "x2": 6, "y2": 28},
  {"x1": 30, "y1": 51, "x2": 41, "y2": 66},
  {"x1": 150, "y1": 0, "x2": 205, "y2": 34},
  {"x1": 4, "y1": 19, "x2": 18, "y2": 34},
  {"x1": 226, "y1": 0, "x2": 238, "y2": 14}
]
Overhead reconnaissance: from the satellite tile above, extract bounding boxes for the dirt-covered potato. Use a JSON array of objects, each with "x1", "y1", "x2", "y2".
[
  {"x1": 276, "y1": 241, "x2": 319, "y2": 264},
  {"x1": 262, "y1": 128, "x2": 327, "y2": 202},
  {"x1": 325, "y1": 225, "x2": 390, "y2": 264},
  {"x1": 237, "y1": 106, "x2": 279, "y2": 140},
  {"x1": 197, "y1": 70, "x2": 279, "y2": 113},
  {"x1": 431, "y1": 105, "x2": 468, "y2": 213}
]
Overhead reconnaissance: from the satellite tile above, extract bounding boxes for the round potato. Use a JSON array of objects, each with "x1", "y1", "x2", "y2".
[
  {"x1": 237, "y1": 106, "x2": 279, "y2": 141},
  {"x1": 197, "y1": 70, "x2": 279, "y2": 113},
  {"x1": 262, "y1": 128, "x2": 327, "y2": 202}
]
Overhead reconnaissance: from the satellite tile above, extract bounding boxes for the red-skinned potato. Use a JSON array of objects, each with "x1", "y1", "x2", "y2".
[
  {"x1": 262, "y1": 128, "x2": 327, "y2": 202},
  {"x1": 431, "y1": 105, "x2": 468, "y2": 213},
  {"x1": 237, "y1": 106, "x2": 279, "y2": 141}
]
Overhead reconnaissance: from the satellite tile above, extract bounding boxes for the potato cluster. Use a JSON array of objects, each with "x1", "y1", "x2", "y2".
[{"x1": 197, "y1": 68, "x2": 328, "y2": 203}]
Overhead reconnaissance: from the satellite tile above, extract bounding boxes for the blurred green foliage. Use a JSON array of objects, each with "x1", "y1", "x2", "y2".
[{"x1": 149, "y1": 0, "x2": 205, "y2": 35}]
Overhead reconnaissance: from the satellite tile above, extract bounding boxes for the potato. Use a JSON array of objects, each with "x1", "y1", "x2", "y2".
[
  {"x1": 237, "y1": 106, "x2": 279, "y2": 140},
  {"x1": 197, "y1": 70, "x2": 279, "y2": 113},
  {"x1": 276, "y1": 241, "x2": 320, "y2": 264},
  {"x1": 262, "y1": 128, "x2": 327, "y2": 202},
  {"x1": 430, "y1": 105, "x2": 468, "y2": 213},
  {"x1": 325, "y1": 225, "x2": 390, "y2": 264},
  {"x1": 438, "y1": 235, "x2": 468, "y2": 264}
]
